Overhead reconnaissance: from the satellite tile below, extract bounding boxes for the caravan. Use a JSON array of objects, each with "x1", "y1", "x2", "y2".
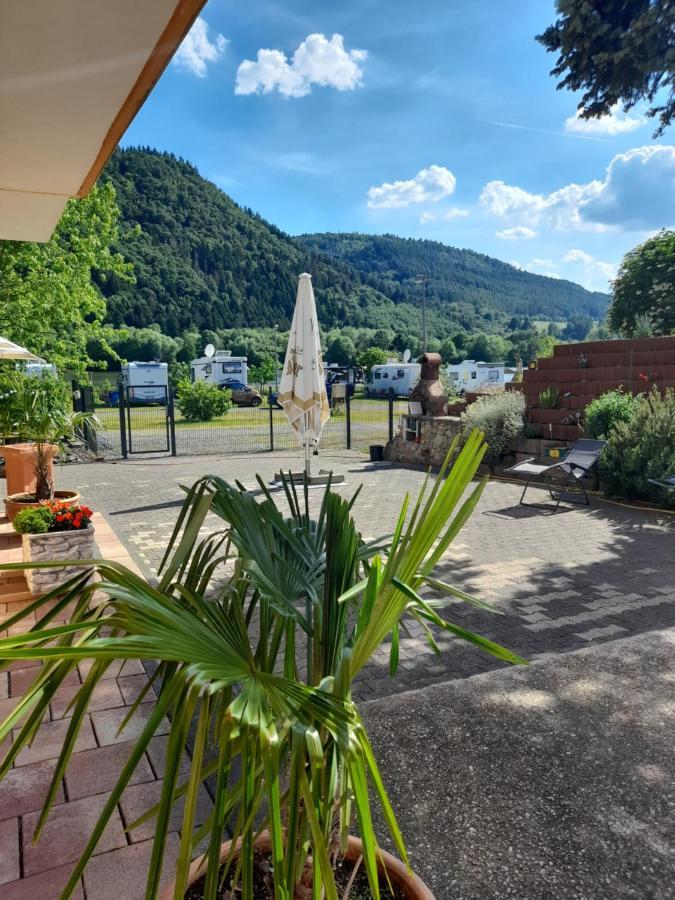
[
  {"x1": 190, "y1": 351, "x2": 248, "y2": 388},
  {"x1": 120, "y1": 362, "x2": 168, "y2": 403},
  {"x1": 365, "y1": 362, "x2": 421, "y2": 398},
  {"x1": 447, "y1": 359, "x2": 506, "y2": 392}
]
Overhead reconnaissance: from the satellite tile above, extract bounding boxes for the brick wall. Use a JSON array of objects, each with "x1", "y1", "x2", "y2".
[{"x1": 513, "y1": 336, "x2": 675, "y2": 442}]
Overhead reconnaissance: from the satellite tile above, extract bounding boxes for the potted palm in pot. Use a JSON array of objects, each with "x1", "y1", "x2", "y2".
[
  {"x1": 1, "y1": 370, "x2": 98, "y2": 520},
  {"x1": 0, "y1": 431, "x2": 525, "y2": 898}
]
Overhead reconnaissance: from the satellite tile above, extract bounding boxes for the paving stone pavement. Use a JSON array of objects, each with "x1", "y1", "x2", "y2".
[{"x1": 50, "y1": 450, "x2": 675, "y2": 702}]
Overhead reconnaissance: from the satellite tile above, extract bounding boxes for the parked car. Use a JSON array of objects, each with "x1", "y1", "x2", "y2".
[{"x1": 221, "y1": 380, "x2": 262, "y2": 407}]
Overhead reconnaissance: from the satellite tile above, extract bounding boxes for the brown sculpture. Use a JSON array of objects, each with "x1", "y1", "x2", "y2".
[{"x1": 409, "y1": 352, "x2": 448, "y2": 416}]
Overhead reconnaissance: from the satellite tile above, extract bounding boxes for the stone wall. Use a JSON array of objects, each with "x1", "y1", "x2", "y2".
[
  {"x1": 384, "y1": 415, "x2": 462, "y2": 467},
  {"x1": 22, "y1": 526, "x2": 95, "y2": 595}
]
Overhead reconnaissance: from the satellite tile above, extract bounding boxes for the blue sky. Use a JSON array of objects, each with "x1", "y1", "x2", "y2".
[{"x1": 121, "y1": 0, "x2": 675, "y2": 294}]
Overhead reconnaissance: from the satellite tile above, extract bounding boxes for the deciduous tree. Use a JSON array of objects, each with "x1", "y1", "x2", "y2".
[{"x1": 608, "y1": 230, "x2": 675, "y2": 335}]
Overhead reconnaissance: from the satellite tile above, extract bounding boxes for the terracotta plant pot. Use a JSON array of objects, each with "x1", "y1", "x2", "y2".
[
  {"x1": 159, "y1": 832, "x2": 435, "y2": 900},
  {"x1": 22, "y1": 522, "x2": 95, "y2": 596},
  {"x1": 4, "y1": 489, "x2": 81, "y2": 523},
  {"x1": 2, "y1": 443, "x2": 58, "y2": 496}
]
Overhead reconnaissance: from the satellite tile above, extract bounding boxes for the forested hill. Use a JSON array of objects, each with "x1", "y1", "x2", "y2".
[
  {"x1": 298, "y1": 233, "x2": 608, "y2": 321},
  {"x1": 99, "y1": 148, "x2": 607, "y2": 338}
]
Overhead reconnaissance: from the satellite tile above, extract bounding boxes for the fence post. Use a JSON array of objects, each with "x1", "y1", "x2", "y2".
[
  {"x1": 388, "y1": 388, "x2": 394, "y2": 443},
  {"x1": 118, "y1": 381, "x2": 128, "y2": 459},
  {"x1": 268, "y1": 389, "x2": 274, "y2": 451},
  {"x1": 168, "y1": 388, "x2": 177, "y2": 457},
  {"x1": 345, "y1": 389, "x2": 351, "y2": 450}
]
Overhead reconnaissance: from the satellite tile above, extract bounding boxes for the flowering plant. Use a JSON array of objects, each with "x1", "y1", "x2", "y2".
[{"x1": 13, "y1": 501, "x2": 93, "y2": 535}]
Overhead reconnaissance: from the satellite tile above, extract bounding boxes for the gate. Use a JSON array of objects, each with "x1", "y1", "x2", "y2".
[{"x1": 120, "y1": 385, "x2": 173, "y2": 456}]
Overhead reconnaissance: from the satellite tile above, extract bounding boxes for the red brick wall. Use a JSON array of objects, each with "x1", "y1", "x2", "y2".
[{"x1": 517, "y1": 336, "x2": 675, "y2": 441}]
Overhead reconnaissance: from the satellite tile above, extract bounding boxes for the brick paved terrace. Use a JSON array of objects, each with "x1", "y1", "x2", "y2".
[{"x1": 1, "y1": 449, "x2": 673, "y2": 897}]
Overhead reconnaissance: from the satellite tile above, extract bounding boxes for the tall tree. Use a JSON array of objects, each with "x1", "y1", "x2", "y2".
[
  {"x1": 537, "y1": 1, "x2": 675, "y2": 135},
  {"x1": 608, "y1": 230, "x2": 675, "y2": 335},
  {"x1": 0, "y1": 182, "x2": 132, "y2": 378}
]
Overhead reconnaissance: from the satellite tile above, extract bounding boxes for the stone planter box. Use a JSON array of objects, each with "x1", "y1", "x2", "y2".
[{"x1": 22, "y1": 525, "x2": 95, "y2": 596}]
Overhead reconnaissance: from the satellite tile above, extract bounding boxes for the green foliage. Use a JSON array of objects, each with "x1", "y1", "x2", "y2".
[
  {"x1": 584, "y1": 389, "x2": 642, "y2": 439},
  {"x1": 12, "y1": 506, "x2": 53, "y2": 535},
  {"x1": 537, "y1": 0, "x2": 674, "y2": 136},
  {"x1": 599, "y1": 388, "x2": 675, "y2": 505},
  {"x1": 439, "y1": 337, "x2": 459, "y2": 363},
  {"x1": 326, "y1": 334, "x2": 357, "y2": 366},
  {"x1": 168, "y1": 361, "x2": 190, "y2": 390},
  {"x1": 98, "y1": 148, "x2": 607, "y2": 346},
  {"x1": 357, "y1": 346, "x2": 388, "y2": 375},
  {"x1": 609, "y1": 231, "x2": 675, "y2": 336},
  {"x1": 538, "y1": 386, "x2": 560, "y2": 409},
  {"x1": 0, "y1": 371, "x2": 99, "y2": 499},
  {"x1": 300, "y1": 232, "x2": 608, "y2": 326},
  {"x1": 249, "y1": 355, "x2": 277, "y2": 389},
  {"x1": 464, "y1": 332, "x2": 510, "y2": 362},
  {"x1": 0, "y1": 433, "x2": 525, "y2": 900},
  {"x1": 175, "y1": 379, "x2": 232, "y2": 422},
  {"x1": 89, "y1": 325, "x2": 181, "y2": 368},
  {"x1": 462, "y1": 391, "x2": 526, "y2": 469},
  {"x1": 0, "y1": 182, "x2": 133, "y2": 379}
]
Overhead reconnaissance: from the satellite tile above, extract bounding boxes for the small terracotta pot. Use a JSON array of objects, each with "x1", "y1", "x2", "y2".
[
  {"x1": 159, "y1": 832, "x2": 435, "y2": 900},
  {"x1": 4, "y1": 489, "x2": 81, "y2": 523}
]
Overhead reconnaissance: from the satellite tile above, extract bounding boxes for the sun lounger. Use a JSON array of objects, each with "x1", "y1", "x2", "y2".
[{"x1": 505, "y1": 439, "x2": 606, "y2": 509}]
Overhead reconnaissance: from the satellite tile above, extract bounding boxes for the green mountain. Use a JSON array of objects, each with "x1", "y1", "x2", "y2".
[
  {"x1": 297, "y1": 233, "x2": 608, "y2": 322},
  {"x1": 99, "y1": 148, "x2": 607, "y2": 339}
]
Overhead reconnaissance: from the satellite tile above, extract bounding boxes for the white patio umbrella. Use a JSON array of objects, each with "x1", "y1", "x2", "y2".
[
  {"x1": 278, "y1": 273, "x2": 331, "y2": 479},
  {"x1": 0, "y1": 337, "x2": 43, "y2": 361}
]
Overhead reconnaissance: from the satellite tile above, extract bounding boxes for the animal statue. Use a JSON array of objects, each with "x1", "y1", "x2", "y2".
[{"x1": 409, "y1": 352, "x2": 448, "y2": 416}]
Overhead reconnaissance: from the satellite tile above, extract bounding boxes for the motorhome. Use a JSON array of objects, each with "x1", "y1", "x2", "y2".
[
  {"x1": 447, "y1": 359, "x2": 506, "y2": 392},
  {"x1": 366, "y1": 362, "x2": 421, "y2": 398},
  {"x1": 120, "y1": 361, "x2": 169, "y2": 402},
  {"x1": 190, "y1": 351, "x2": 248, "y2": 388},
  {"x1": 24, "y1": 361, "x2": 57, "y2": 378}
]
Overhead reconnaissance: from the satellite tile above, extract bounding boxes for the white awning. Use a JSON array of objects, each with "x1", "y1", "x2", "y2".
[
  {"x1": 0, "y1": 0, "x2": 206, "y2": 242},
  {"x1": 0, "y1": 337, "x2": 43, "y2": 361}
]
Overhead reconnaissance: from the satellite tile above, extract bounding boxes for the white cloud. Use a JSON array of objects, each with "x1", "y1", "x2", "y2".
[
  {"x1": 563, "y1": 249, "x2": 616, "y2": 290},
  {"x1": 580, "y1": 145, "x2": 675, "y2": 229},
  {"x1": 480, "y1": 179, "x2": 603, "y2": 231},
  {"x1": 565, "y1": 105, "x2": 644, "y2": 137},
  {"x1": 496, "y1": 226, "x2": 537, "y2": 240},
  {"x1": 173, "y1": 17, "x2": 227, "y2": 78},
  {"x1": 368, "y1": 165, "x2": 456, "y2": 209},
  {"x1": 419, "y1": 207, "x2": 469, "y2": 224},
  {"x1": 480, "y1": 144, "x2": 675, "y2": 233},
  {"x1": 235, "y1": 33, "x2": 366, "y2": 97}
]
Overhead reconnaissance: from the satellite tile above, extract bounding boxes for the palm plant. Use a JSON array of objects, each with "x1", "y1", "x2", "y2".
[
  {"x1": 0, "y1": 371, "x2": 98, "y2": 499},
  {"x1": 0, "y1": 430, "x2": 525, "y2": 899}
]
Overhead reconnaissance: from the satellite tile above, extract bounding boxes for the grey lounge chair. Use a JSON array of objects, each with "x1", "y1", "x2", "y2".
[
  {"x1": 648, "y1": 474, "x2": 675, "y2": 492},
  {"x1": 506, "y1": 439, "x2": 606, "y2": 509}
]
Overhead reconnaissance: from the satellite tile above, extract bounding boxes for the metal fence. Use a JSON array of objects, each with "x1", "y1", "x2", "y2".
[{"x1": 87, "y1": 386, "x2": 407, "y2": 461}]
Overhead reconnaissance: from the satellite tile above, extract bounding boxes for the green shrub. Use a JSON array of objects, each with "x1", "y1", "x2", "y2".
[
  {"x1": 13, "y1": 506, "x2": 53, "y2": 534},
  {"x1": 538, "y1": 386, "x2": 559, "y2": 409},
  {"x1": 175, "y1": 379, "x2": 232, "y2": 422},
  {"x1": 599, "y1": 388, "x2": 675, "y2": 506},
  {"x1": 462, "y1": 390, "x2": 526, "y2": 469},
  {"x1": 584, "y1": 388, "x2": 641, "y2": 439}
]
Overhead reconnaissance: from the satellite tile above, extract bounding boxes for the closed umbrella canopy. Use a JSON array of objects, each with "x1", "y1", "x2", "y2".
[
  {"x1": 0, "y1": 337, "x2": 43, "y2": 361},
  {"x1": 278, "y1": 274, "x2": 330, "y2": 474}
]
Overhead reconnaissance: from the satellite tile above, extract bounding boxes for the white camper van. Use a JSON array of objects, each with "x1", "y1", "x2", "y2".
[
  {"x1": 446, "y1": 359, "x2": 505, "y2": 392},
  {"x1": 366, "y1": 362, "x2": 421, "y2": 398},
  {"x1": 24, "y1": 361, "x2": 57, "y2": 378},
  {"x1": 190, "y1": 351, "x2": 248, "y2": 388},
  {"x1": 120, "y1": 361, "x2": 169, "y2": 403}
]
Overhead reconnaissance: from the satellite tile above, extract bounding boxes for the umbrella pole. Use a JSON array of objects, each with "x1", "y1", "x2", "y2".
[{"x1": 304, "y1": 412, "x2": 311, "y2": 478}]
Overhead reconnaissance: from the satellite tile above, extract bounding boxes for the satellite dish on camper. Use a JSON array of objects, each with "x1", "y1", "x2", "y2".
[
  {"x1": 204, "y1": 344, "x2": 215, "y2": 358},
  {"x1": 403, "y1": 349, "x2": 411, "y2": 363}
]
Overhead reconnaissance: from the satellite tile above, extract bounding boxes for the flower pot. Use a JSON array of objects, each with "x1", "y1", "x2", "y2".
[
  {"x1": 159, "y1": 832, "x2": 435, "y2": 900},
  {"x1": 2, "y1": 443, "x2": 58, "y2": 497},
  {"x1": 4, "y1": 489, "x2": 81, "y2": 523},
  {"x1": 22, "y1": 522, "x2": 95, "y2": 596}
]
